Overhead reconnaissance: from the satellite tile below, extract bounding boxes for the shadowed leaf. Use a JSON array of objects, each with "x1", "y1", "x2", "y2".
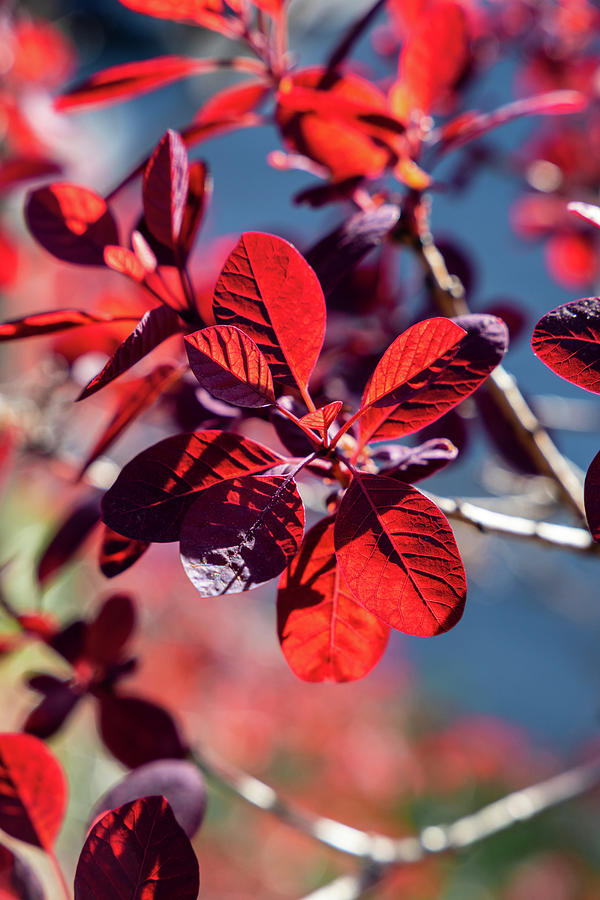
[
  {"x1": 0, "y1": 734, "x2": 67, "y2": 849},
  {"x1": 334, "y1": 473, "x2": 466, "y2": 636},
  {"x1": 213, "y1": 232, "x2": 326, "y2": 392},
  {"x1": 143, "y1": 131, "x2": 189, "y2": 251},
  {"x1": 584, "y1": 450, "x2": 600, "y2": 541},
  {"x1": 37, "y1": 496, "x2": 101, "y2": 585},
  {"x1": 532, "y1": 298, "x2": 600, "y2": 393},
  {"x1": 99, "y1": 528, "x2": 150, "y2": 578},
  {"x1": 278, "y1": 517, "x2": 389, "y2": 682},
  {"x1": 74, "y1": 796, "x2": 199, "y2": 900},
  {"x1": 91, "y1": 760, "x2": 206, "y2": 839},
  {"x1": 85, "y1": 594, "x2": 136, "y2": 666},
  {"x1": 25, "y1": 184, "x2": 118, "y2": 265},
  {"x1": 102, "y1": 430, "x2": 282, "y2": 542},
  {"x1": 98, "y1": 695, "x2": 188, "y2": 769},
  {"x1": 185, "y1": 325, "x2": 275, "y2": 407},
  {"x1": 23, "y1": 677, "x2": 80, "y2": 740},
  {"x1": 77, "y1": 306, "x2": 181, "y2": 400},
  {"x1": 375, "y1": 437, "x2": 458, "y2": 483},
  {"x1": 180, "y1": 473, "x2": 305, "y2": 595}
]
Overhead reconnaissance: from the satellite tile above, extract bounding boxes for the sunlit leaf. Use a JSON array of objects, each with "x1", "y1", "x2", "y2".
[
  {"x1": 0, "y1": 734, "x2": 67, "y2": 850},
  {"x1": 25, "y1": 184, "x2": 119, "y2": 266},
  {"x1": 74, "y1": 796, "x2": 199, "y2": 900},
  {"x1": 299, "y1": 401, "x2": 342, "y2": 441},
  {"x1": 277, "y1": 517, "x2": 389, "y2": 682},
  {"x1": 334, "y1": 473, "x2": 466, "y2": 636},
  {"x1": 185, "y1": 325, "x2": 275, "y2": 407},
  {"x1": 56, "y1": 56, "x2": 211, "y2": 111},
  {"x1": 103, "y1": 246, "x2": 145, "y2": 282},
  {"x1": 532, "y1": 298, "x2": 600, "y2": 393},
  {"x1": 180, "y1": 473, "x2": 304, "y2": 595},
  {"x1": 0, "y1": 309, "x2": 138, "y2": 342},
  {"x1": 358, "y1": 314, "x2": 507, "y2": 446},
  {"x1": 213, "y1": 232, "x2": 326, "y2": 392},
  {"x1": 102, "y1": 430, "x2": 282, "y2": 542}
]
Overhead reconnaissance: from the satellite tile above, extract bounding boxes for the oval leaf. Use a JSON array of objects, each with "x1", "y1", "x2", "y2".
[
  {"x1": 180, "y1": 473, "x2": 305, "y2": 595},
  {"x1": 102, "y1": 430, "x2": 283, "y2": 542},
  {"x1": 0, "y1": 734, "x2": 67, "y2": 850},
  {"x1": 104, "y1": 246, "x2": 145, "y2": 281},
  {"x1": 185, "y1": 324, "x2": 275, "y2": 407},
  {"x1": 0, "y1": 310, "x2": 137, "y2": 342},
  {"x1": 213, "y1": 232, "x2": 326, "y2": 392},
  {"x1": 91, "y1": 760, "x2": 206, "y2": 839},
  {"x1": 74, "y1": 796, "x2": 199, "y2": 900},
  {"x1": 359, "y1": 314, "x2": 508, "y2": 446},
  {"x1": 278, "y1": 517, "x2": 389, "y2": 682},
  {"x1": 143, "y1": 130, "x2": 189, "y2": 250},
  {"x1": 25, "y1": 184, "x2": 119, "y2": 266},
  {"x1": 117, "y1": 0, "x2": 226, "y2": 30},
  {"x1": 37, "y1": 496, "x2": 101, "y2": 586},
  {"x1": 334, "y1": 473, "x2": 466, "y2": 636},
  {"x1": 98, "y1": 695, "x2": 188, "y2": 769},
  {"x1": 532, "y1": 297, "x2": 600, "y2": 393}
]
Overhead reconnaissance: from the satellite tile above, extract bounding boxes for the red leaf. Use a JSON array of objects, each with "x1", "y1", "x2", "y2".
[
  {"x1": 435, "y1": 90, "x2": 587, "y2": 154},
  {"x1": 194, "y1": 79, "x2": 268, "y2": 124},
  {"x1": 0, "y1": 157, "x2": 61, "y2": 192},
  {"x1": 358, "y1": 314, "x2": 507, "y2": 446},
  {"x1": 375, "y1": 437, "x2": 458, "y2": 483},
  {"x1": 78, "y1": 364, "x2": 179, "y2": 477},
  {"x1": 103, "y1": 246, "x2": 145, "y2": 282},
  {"x1": 98, "y1": 695, "x2": 188, "y2": 769},
  {"x1": 180, "y1": 473, "x2": 305, "y2": 595},
  {"x1": 77, "y1": 306, "x2": 181, "y2": 400},
  {"x1": 56, "y1": 56, "x2": 210, "y2": 111},
  {"x1": 185, "y1": 325, "x2": 275, "y2": 407},
  {"x1": 143, "y1": 131, "x2": 189, "y2": 251},
  {"x1": 37, "y1": 496, "x2": 101, "y2": 585},
  {"x1": 85, "y1": 594, "x2": 136, "y2": 666},
  {"x1": 25, "y1": 184, "x2": 119, "y2": 266},
  {"x1": 0, "y1": 309, "x2": 138, "y2": 342},
  {"x1": 277, "y1": 517, "x2": 389, "y2": 682},
  {"x1": 334, "y1": 473, "x2": 466, "y2": 636},
  {"x1": 390, "y1": 0, "x2": 468, "y2": 120},
  {"x1": 213, "y1": 232, "x2": 326, "y2": 392},
  {"x1": 299, "y1": 401, "x2": 342, "y2": 441},
  {"x1": 99, "y1": 528, "x2": 150, "y2": 579},
  {"x1": 532, "y1": 298, "x2": 600, "y2": 393},
  {"x1": 117, "y1": 0, "x2": 227, "y2": 31},
  {"x1": 252, "y1": 0, "x2": 282, "y2": 14},
  {"x1": 0, "y1": 842, "x2": 45, "y2": 899},
  {"x1": 90, "y1": 760, "x2": 206, "y2": 839},
  {"x1": 585, "y1": 450, "x2": 600, "y2": 541},
  {"x1": 545, "y1": 233, "x2": 597, "y2": 289},
  {"x1": 276, "y1": 68, "x2": 393, "y2": 181},
  {"x1": 74, "y1": 796, "x2": 199, "y2": 900},
  {"x1": 179, "y1": 160, "x2": 211, "y2": 259},
  {"x1": 102, "y1": 430, "x2": 282, "y2": 542},
  {"x1": 0, "y1": 734, "x2": 67, "y2": 850}
]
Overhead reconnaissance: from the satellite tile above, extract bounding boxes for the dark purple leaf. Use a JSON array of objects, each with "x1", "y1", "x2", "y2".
[
  {"x1": 90, "y1": 760, "x2": 206, "y2": 839},
  {"x1": 98, "y1": 694, "x2": 188, "y2": 769},
  {"x1": 23, "y1": 677, "x2": 80, "y2": 740},
  {"x1": 74, "y1": 796, "x2": 199, "y2": 900},
  {"x1": 0, "y1": 842, "x2": 45, "y2": 900},
  {"x1": 37, "y1": 496, "x2": 101, "y2": 585},
  {"x1": 85, "y1": 594, "x2": 136, "y2": 666},
  {"x1": 180, "y1": 473, "x2": 305, "y2": 595},
  {"x1": 375, "y1": 437, "x2": 458, "y2": 483},
  {"x1": 77, "y1": 306, "x2": 181, "y2": 400},
  {"x1": 99, "y1": 527, "x2": 150, "y2": 578},
  {"x1": 102, "y1": 430, "x2": 282, "y2": 542},
  {"x1": 584, "y1": 450, "x2": 600, "y2": 541},
  {"x1": 25, "y1": 183, "x2": 119, "y2": 266}
]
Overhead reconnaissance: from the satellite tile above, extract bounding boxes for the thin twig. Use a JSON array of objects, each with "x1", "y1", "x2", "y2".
[
  {"x1": 425, "y1": 491, "x2": 599, "y2": 553},
  {"x1": 416, "y1": 230, "x2": 586, "y2": 521}
]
